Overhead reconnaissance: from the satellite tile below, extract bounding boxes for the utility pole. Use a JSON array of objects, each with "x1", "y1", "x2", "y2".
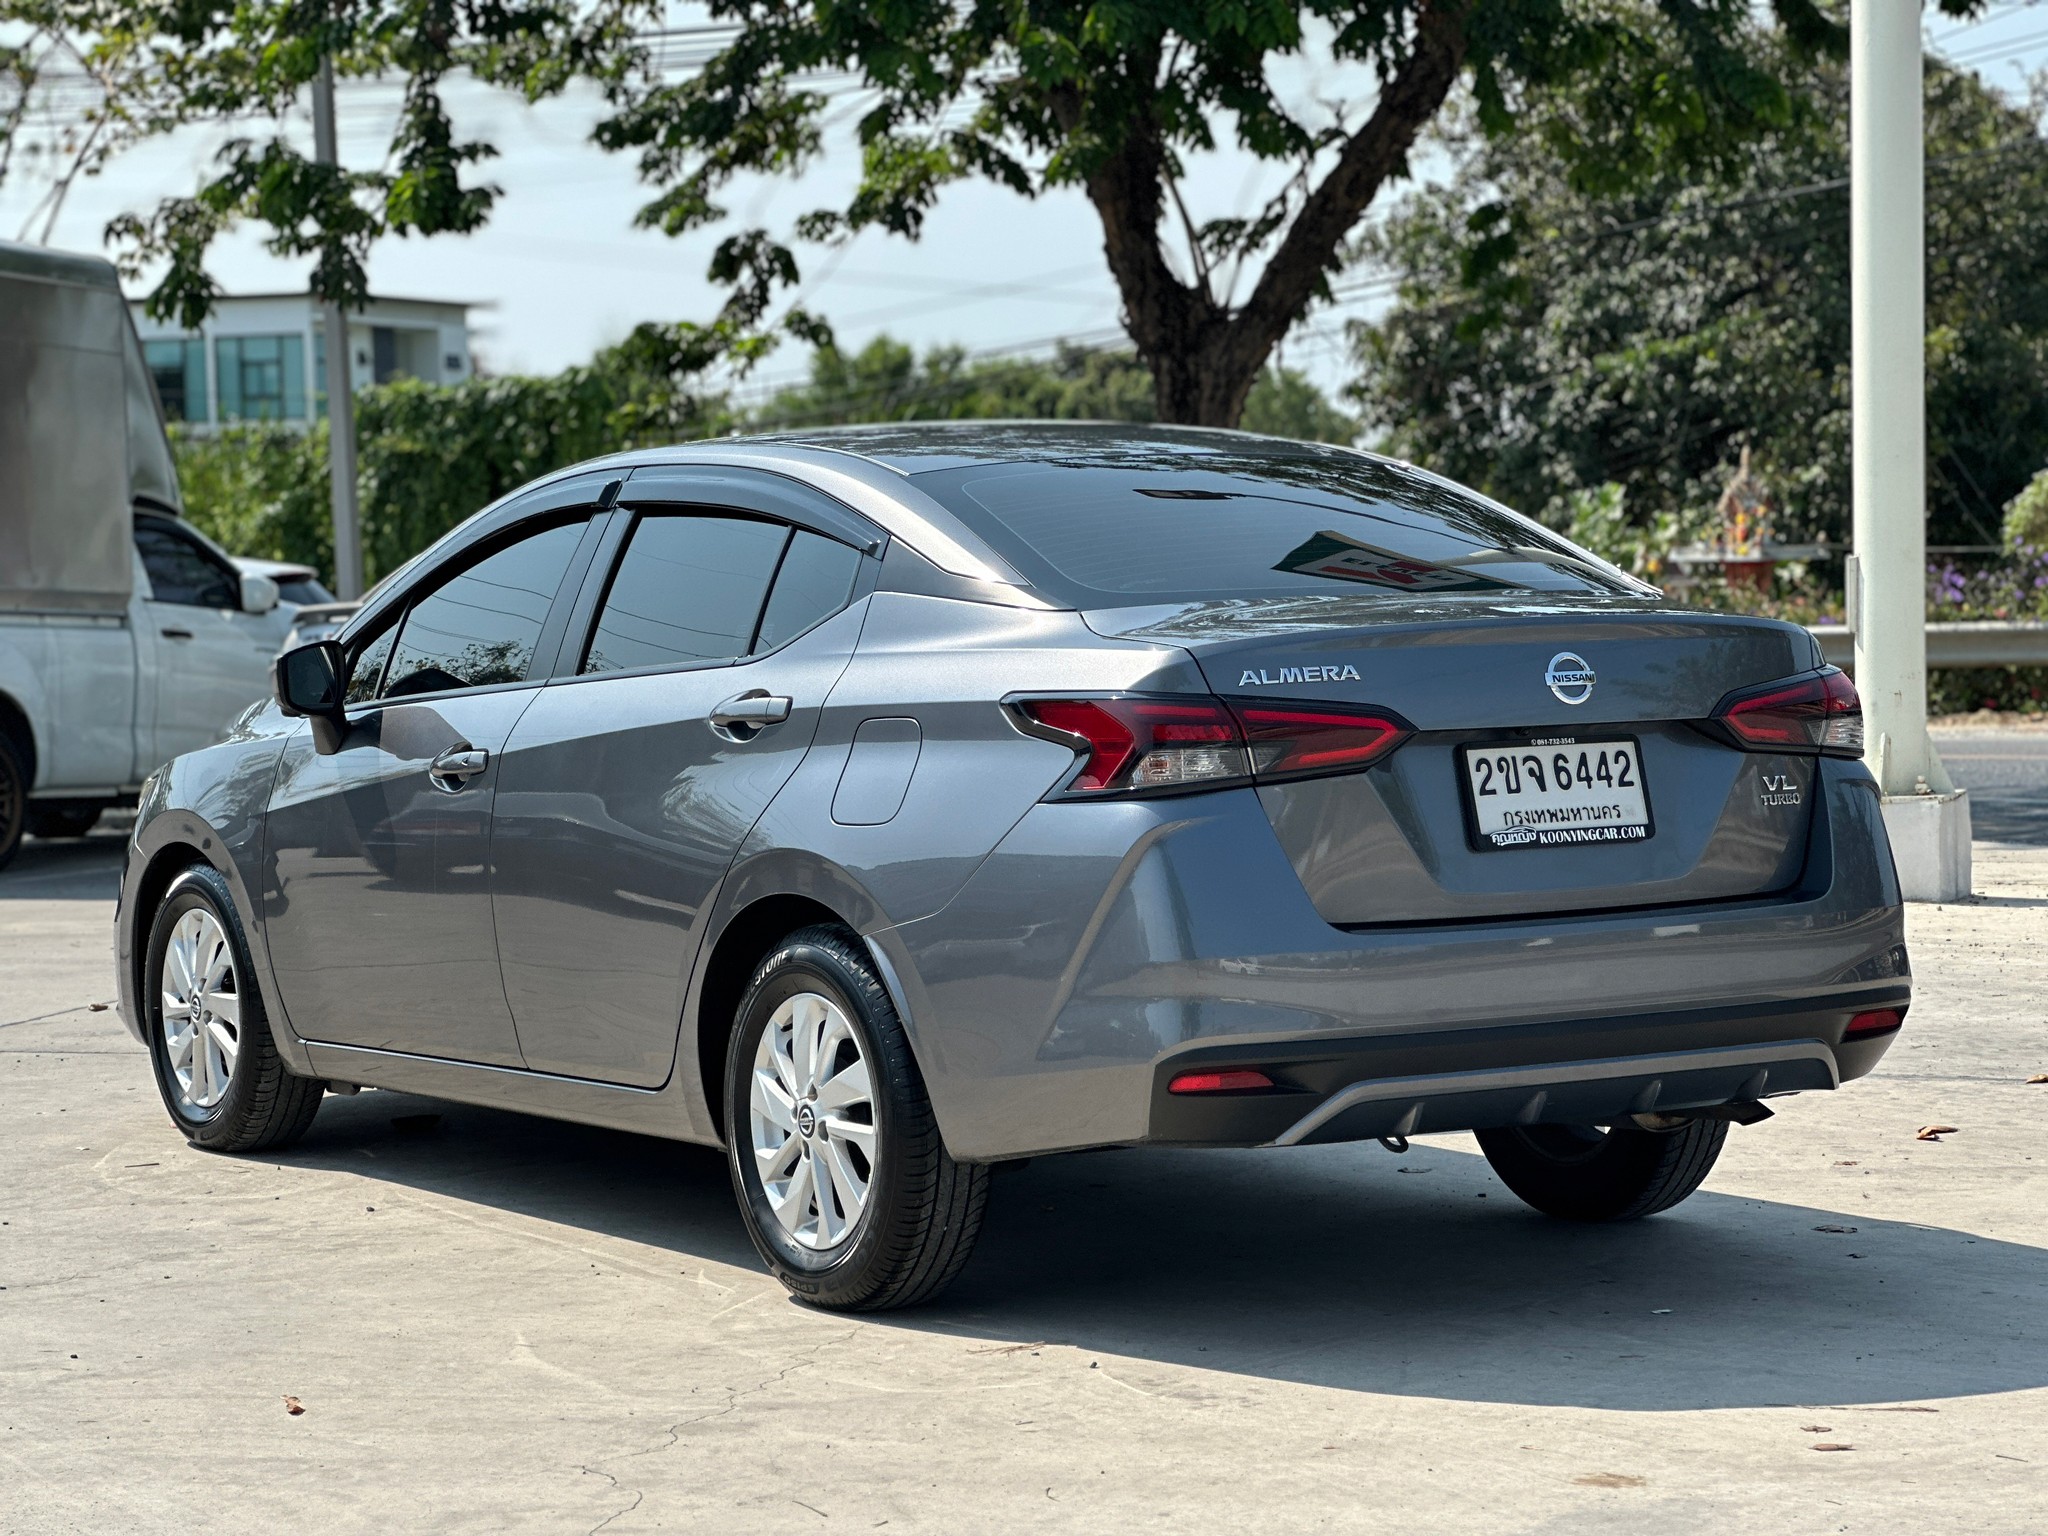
[
  {"x1": 311, "y1": 55, "x2": 364, "y2": 601},
  {"x1": 1849, "y1": 1, "x2": 1970, "y2": 900}
]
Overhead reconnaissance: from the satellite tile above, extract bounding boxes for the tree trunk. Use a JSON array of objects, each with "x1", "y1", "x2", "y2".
[{"x1": 1090, "y1": 0, "x2": 1471, "y2": 428}]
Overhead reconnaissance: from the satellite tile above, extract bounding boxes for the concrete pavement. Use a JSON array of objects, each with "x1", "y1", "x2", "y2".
[{"x1": 2, "y1": 787, "x2": 2044, "y2": 1531}]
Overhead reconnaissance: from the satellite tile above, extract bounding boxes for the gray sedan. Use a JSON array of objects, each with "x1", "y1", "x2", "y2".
[{"x1": 114, "y1": 424, "x2": 1907, "y2": 1310}]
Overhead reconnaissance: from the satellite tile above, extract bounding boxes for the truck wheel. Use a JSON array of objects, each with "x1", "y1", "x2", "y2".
[
  {"x1": 0, "y1": 733, "x2": 24, "y2": 872},
  {"x1": 1475, "y1": 1119, "x2": 1727, "y2": 1221},
  {"x1": 27, "y1": 803, "x2": 101, "y2": 839},
  {"x1": 143, "y1": 864, "x2": 323, "y2": 1153},
  {"x1": 725, "y1": 925, "x2": 989, "y2": 1311}
]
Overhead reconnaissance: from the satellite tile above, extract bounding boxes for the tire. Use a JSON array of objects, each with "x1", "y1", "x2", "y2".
[
  {"x1": 725, "y1": 925, "x2": 989, "y2": 1311},
  {"x1": 143, "y1": 864, "x2": 323, "y2": 1153},
  {"x1": 27, "y1": 803, "x2": 101, "y2": 839},
  {"x1": 1475, "y1": 1118, "x2": 1728, "y2": 1221},
  {"x1": 0, "y1": 731, "x2": 25, "y2": 872}
]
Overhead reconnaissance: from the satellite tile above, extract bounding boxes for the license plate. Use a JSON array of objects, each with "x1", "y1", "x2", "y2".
[{"x1": 1460, "y1": 738, "x2": 1652, "y2": 850}]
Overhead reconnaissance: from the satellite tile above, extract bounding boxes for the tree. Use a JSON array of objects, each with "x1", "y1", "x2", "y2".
[
  {"x1": 1349, "y1": 47, "x2": 2048, "y2": 549},
  {"x1": 102, "y1": 0, "x2": 1912, "y2": 424}
]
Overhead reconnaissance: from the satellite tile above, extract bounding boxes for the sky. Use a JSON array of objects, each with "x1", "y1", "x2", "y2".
[{"x1": 3, "y1": 5, "x2": 2042, "y2": 412}]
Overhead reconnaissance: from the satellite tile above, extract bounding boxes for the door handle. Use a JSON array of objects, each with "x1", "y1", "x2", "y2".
[
  {"x1": 160, "y1": 627, "x2": 194, "y2": 641},
  {"x1": 709, "y1": 692, "x2": 792, "y2": 742},
  {"x1": 427, "y1": 744, "x2": 489, "y2": 792}
]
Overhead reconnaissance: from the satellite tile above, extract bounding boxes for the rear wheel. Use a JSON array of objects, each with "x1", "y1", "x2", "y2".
[
  {"x1": 144, "y1": 865, "x2": 323, "y2": 1153},
  {"x1": 1475, "y1": 1119, "x2": 1727, "y2": 1221},
  {"x1": 725, "y1": 925, "x2": 988, "y2": 1311}
]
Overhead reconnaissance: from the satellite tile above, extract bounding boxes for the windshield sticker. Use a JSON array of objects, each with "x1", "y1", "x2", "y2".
[{"x1": 1275, "y1": 529, "x2": 1519, "y2": 593}]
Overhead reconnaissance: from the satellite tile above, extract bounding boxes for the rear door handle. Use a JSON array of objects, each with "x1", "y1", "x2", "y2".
[
  {"x1": 427, "y1": 745, "x2": 489, "y2": 792},
  {"x1": 709, "y1": 692, "x2": 792, "y2": 741},
  {"x1": 160, "y1": 627, "x2": 194, "y2": 641}
]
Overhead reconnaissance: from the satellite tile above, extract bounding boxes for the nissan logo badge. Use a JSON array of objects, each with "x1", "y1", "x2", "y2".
[{"x1": 1546, "y1": 651, "x2": 1596, "y2": 705}]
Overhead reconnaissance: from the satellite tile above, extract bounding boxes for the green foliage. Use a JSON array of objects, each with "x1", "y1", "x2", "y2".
[
  {"x1": 2007, "y1": 468, "x2": 2048, "y2": 551},
  {"x1": 176, "y1": 327, "x2": 730, "y2": 586},
  {"x1": 1350, "y1": 46, "x2": 2048, "y2": 549},
  {"x1": 1554, "y1": 482, "x2": 1705, "y2": 582},
  {"x1": 753, "y1": 336, "x2": 1353, "y2": 442}
]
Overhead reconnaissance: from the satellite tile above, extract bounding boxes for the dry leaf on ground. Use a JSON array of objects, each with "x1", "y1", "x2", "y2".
[
  {"x1": 1813, "y1": 1224, "x2": 1858, "y2": 1234},
  {"x1": 1572, "y1": 1474, "x2": 1646, "y2": 1489},
  {"x1": 283, "y1": 1396, "x2": 305, "y2": 1416},
  {"x1": 1811, "y1": 1443, "x2": 1854, "y2": 1452},
  {"x1": 2027, "y1": 1074, "x2": 2048, "y2": 1085},
  {"x1": 1914, "y1": 1125, "x2": 1959, "y2": 1141}
]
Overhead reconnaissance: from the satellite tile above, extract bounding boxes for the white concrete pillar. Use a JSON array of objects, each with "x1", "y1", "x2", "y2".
[{"x1": 1851, "y1": 0, "x2": 1970, "y2": 899}]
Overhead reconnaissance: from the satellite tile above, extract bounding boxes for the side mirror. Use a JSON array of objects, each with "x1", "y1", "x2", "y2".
[
  {"x1": 274, "y1": 640, "x2": 347, "y2": 753},
  {"x1": 240, "y1": 571, "x2": 281, "y2": 615}
]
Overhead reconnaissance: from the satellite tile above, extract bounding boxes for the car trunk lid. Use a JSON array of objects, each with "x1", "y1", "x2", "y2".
[{"x1": 1087, "y1": 594, "x2": 1826, "y2": 924}]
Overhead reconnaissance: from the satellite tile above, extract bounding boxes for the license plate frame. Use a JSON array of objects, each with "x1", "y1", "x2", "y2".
[{"x1": 1458, "y1": 736, "x2": 1655, "y2": 853}]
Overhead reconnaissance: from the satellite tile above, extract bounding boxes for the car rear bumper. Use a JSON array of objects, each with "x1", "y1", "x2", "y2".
[
  {"x1": 873, "y1": 756, "x2": 1907, "y2": 1162},
  {"x1": 1144, "y1": 993, "x2": 1903, "y2": 1148}
]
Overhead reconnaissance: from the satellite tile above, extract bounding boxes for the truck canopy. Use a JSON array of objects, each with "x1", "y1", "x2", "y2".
[{"x1": 0, "y1": 240, "x2": 181, "y2": 615}]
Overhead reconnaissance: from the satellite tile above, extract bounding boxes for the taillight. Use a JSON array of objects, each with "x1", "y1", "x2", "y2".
[
  {"x1": 1009, "y1": 695, "x2": 1411, "y2": 798},
  {"x1": 1011, "y1": 697, "x2": 1251, "y2": 793},
  {"x1": 1711, "y1": 667, "x2": 1863, "y2": 758},
  {"x1": 1233, "y1": 704, "x2": 1408, "y2": 782}
]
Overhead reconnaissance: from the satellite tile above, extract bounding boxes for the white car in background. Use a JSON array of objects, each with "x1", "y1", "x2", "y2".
[{"x1": 0, "y1": 238, "x2": 289, "y2": 865}]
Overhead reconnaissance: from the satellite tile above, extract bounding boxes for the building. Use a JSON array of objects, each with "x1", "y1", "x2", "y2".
[{"x1": 127, "y1": 292, "x2": 474, "y2": 429}]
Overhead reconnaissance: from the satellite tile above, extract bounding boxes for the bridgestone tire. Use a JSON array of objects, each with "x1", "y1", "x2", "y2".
[
  {"x1": 0, "y1": 732, "x2": 25, "y2": 872},
  {"x1": 1475, "y1": 1118, "x2": 1728, "y2": 1221},
  {"x1": 144, "y1": 865, "x2": 324, "y2": 1153},
  {"x1": 725, "y1": 925, "x2": 988, "y2": 1311}
]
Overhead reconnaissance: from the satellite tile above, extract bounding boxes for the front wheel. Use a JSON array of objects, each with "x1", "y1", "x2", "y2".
[
  {"x1": 144, "y1": 865, "x2": 324, "y2": 1153},
  {"x1": 725, "y1": 926, "x2": 988, "y2": 1311},
  {"x1": 1475, "y1": 1118, "x2": 1727, "y2": 1221}
]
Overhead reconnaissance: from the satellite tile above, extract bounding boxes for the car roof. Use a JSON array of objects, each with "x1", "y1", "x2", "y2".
[{"x1": 733, "y1": 419, "x2": 1362, "y2": 476}]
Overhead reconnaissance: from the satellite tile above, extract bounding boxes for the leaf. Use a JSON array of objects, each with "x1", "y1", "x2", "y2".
[
  {"x1": 1573, "y1": 1473, "x2": 1646, "y2": 1488},
  {"x1": 283, "y1": 1396, "x2": 305, "y2": 1415},
  {"x1": 1915, "y1": 1125, "x2": 1960, "y2": 1141},
  {"x1": 1812, "y1": 1224, "x2": 1857, "y2": 1234},
  {"x1": 2027, "y1": 1074, "x2": 2048, "y2": 1085},
  {"x1": 1800, "y1": 1425, "x2": 1832, "y2": 1433},
  {"x1": 87, "y1": 1002, "x2": 109, "y2": 1012},
  {"x1": 1811, "y1": 1443, "x2": 1853, "y2": 1452}
]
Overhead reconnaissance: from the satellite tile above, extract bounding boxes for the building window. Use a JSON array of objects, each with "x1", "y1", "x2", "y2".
[
  {"x1": 216, "y1": 333, "x2": 307, "y2": 421},
  {"x1": 142, "y1": 339, "x2": 207, "y2": 423}
]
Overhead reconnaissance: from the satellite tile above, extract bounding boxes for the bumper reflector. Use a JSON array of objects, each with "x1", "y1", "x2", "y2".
[
  {"x1": 1168, "y1": 1068, "x2": 1275, "y2": 1095},
  {"x1": 1844, "y1": 1008, "x2": 1904, "y2": 1038}
]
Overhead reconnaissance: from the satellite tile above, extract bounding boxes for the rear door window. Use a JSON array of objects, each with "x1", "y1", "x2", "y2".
[
  {"x1": 582, "y1": 514, "x2": 789, "y2": 675},
  {"x1": 381, "y1": 520, "x2": 586, "y2": 699},
  {"x1": 754, "y1": 530, "x2": 863, "y2": 652}
]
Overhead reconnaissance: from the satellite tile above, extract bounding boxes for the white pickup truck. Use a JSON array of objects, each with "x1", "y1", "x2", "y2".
[{"x1": 0, "y1": 240, "x2": 285, "y2": 867}]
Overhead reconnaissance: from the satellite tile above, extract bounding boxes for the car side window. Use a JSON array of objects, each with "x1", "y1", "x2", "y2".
[
  {"x1": 134, "y1": 519, "x2": 238, "y2": 609},
  {"x1": 754, "y1": 530, "x2": 864, "y2": 653},
  {"x1": 581, "y1": 514, "x2": 789, "y2": 675},
  {"x1": 345, "y1": 625, "x2": 396, "y2": 706},
  {"x1": 380, "y1": 520, "x2": 586, "y2": 700}
]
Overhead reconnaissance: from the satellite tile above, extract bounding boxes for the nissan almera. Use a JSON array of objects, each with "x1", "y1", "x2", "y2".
[{"x1": 115, "y1": 423, "x2": 1908, "y2": 1310}]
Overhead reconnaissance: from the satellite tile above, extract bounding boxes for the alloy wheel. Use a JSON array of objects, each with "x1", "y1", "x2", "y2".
[
  {"x1": 160, "y1": 907, "x2": 241, "y2": 1112},
  {"x1": 749, "y1": 990, "x2": 877, "y2": 1250}
]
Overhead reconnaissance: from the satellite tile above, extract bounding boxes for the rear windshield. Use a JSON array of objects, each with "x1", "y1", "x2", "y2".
[{"x1": 910, "y1": 456, "x2": 1638, "y2": 607}]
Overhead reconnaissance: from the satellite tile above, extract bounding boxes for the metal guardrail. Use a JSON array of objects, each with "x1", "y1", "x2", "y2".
[{"x1": 1809, "y1": 622, "x2": 2048, "y2": 669}]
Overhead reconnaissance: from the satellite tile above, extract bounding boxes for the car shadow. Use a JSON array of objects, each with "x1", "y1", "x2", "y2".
[{"x1": 269, "y1": 1090, "x2": 2047, "y2": 1413}]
